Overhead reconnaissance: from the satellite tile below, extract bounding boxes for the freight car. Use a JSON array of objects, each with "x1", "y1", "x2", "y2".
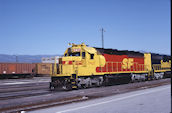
[
  {"x1": 0, "y1": 63, "x2": 36, "y2": 78},
  {"x1": 50, "y1": 43, "x2": 171, "y2": 90},
  {"x1": 35, "y1": 63, "x2": 53, "y2": 76},
  {"x1": 0, "y1": 63, "x2": 54, "y2": 78}
]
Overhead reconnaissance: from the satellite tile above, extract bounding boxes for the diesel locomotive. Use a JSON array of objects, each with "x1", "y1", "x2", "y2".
[{"x1": 50, "y1": 43, "x2": 171, "y2": 90}]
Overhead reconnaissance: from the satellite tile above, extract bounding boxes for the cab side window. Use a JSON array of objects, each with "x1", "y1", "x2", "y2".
[
  {"x1": 90, "y1": 54, "x2": 94, "y2": 59},
  {"x1": 82, "y1": 52, "x2": 85, "y2": 59}
]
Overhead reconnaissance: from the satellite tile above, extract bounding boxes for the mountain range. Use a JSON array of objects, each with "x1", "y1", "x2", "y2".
[{"x1": 0, "y1": 54, "x2": 62, "y2": 63}]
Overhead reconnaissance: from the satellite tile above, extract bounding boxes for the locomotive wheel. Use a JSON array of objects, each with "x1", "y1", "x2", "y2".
[
  {"x1": 66, "y1": 84, "x2": 72, "y2": 90},
  {"x1": 49, "y1": 82, "x2": 55, "y2": 91},
  {"x1": 49, "y1": 86, "x2": 55, "y2": 91}
]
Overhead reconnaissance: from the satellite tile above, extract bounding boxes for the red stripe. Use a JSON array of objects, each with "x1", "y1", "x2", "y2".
[
  {"x1": 62, "y1": 61, "x2": 66, "y2": 64},
  {"x1": 69, "y1": 61, "x2": 73, "y2": 64}
]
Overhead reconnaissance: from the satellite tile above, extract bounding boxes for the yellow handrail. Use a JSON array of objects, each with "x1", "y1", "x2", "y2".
[{"x1": 100, "y1": 61, "x2": 146, "y2": 72}]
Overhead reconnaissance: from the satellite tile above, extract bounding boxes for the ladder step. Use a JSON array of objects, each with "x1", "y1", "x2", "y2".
[
  {"x1": 72, "y1": 86, "x2": 77, "y2": 88},
  {"x1": 71, "y1": 82, "x2": 76, "y2": 84}
]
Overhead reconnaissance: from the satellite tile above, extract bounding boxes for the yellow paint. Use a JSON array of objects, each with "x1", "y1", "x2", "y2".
[
  {"x1": 128, "y1": 58, "x2": 134, "y2": 69},
  {"x1": 161, "y1": 60, "x2": 171, "y2": 69},
  {"x1": 83, "y1": 47, "x2": 97, "y2": 54},
  {"x1": 99, "y1": 55, "x2": 106, "y2": 67},
  {"x1": 122, "y1": 58, "x2": 134, "y2": 69},
  {"x1": 52, "y1": 43, "x2": 106, "y2": 77},
  {"x1": 122, "y1": 58, "x2": 128, "y2": 69},
  {"x1": 144, "y1": 53, "x2": 152, "y2": 71},
  {"x1": 152, "y1": 60, "x2": 171, "y2": 72}
]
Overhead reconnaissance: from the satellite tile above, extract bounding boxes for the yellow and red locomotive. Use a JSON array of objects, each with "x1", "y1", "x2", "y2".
[{"x1": 50, "y1": 43, "x2": 171, "y2": 90}]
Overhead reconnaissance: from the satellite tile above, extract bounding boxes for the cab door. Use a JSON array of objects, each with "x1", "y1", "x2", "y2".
[
  {"x1": 81, "y1": 51, "x2": 86, "y2": 66},
  {"x1": 87, "y1": 53, "x2": 96, "y2": 66}
]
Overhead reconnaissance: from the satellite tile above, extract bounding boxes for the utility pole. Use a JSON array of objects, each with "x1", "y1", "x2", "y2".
[{"x1": 101, "y1": 28, "x2": 105, "y2": 48}]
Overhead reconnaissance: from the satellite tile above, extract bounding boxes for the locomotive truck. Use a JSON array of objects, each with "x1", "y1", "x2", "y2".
[{"x1": 50, "y1": 43, "x2": 171, "y2": 90}]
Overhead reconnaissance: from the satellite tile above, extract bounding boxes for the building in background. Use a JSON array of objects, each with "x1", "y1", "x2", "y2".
[{"x1": 41, "y1": 56, "x2": 60, "y2": 63}]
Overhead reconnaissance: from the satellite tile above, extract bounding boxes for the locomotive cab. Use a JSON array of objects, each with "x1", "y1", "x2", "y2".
[{"x1": 56, "y1": 43, "x2": 105, "y2": 76}]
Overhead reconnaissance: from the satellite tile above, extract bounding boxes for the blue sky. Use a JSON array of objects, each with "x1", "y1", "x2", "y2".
[{"x1": 0, "y1": 0, "x2": 170, "y2": 55}]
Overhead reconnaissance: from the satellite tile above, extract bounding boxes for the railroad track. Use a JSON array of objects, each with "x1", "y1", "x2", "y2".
[
  {"x1": 0, "y1": 82, "x2": 49, "y2": 93},
  {"x1": 0, "y1": 82, "x2": 50, "y2": 100},
  {"x1": 0, "y1": 78, "x2": 170, "y2": 113},
  {"x1": 0, "y1": 89, "x2": 51, "y2": 100}
]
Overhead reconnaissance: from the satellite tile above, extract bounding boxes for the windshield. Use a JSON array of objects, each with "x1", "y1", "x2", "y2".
[
  {"x1": 65, "y1": 48, "x2": 81, "y2": 56},
  {"x1": 68, "y1": 52, "x2": 80, "y2": 56}
]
